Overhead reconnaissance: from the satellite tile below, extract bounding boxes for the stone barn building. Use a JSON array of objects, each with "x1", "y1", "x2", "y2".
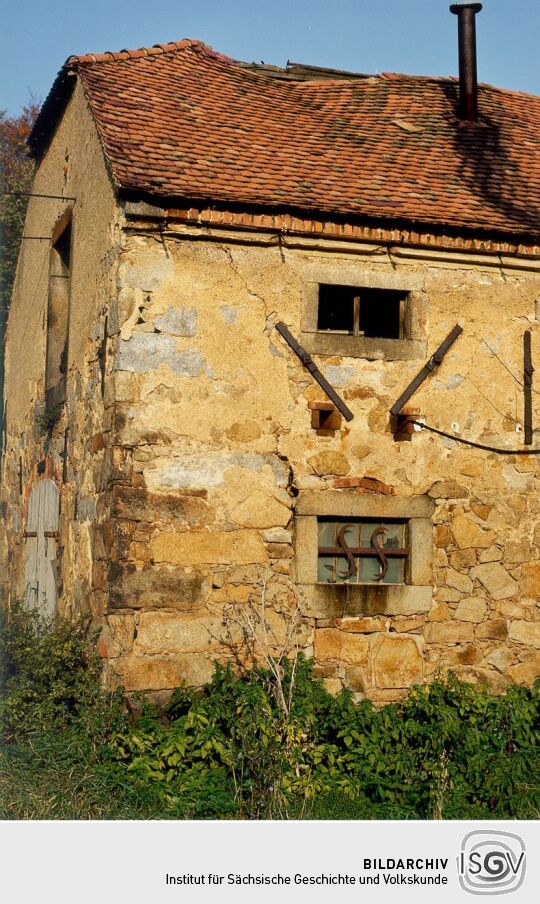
[{"x1": 2, "y1": 7, "x2": 540, "y2": 701}]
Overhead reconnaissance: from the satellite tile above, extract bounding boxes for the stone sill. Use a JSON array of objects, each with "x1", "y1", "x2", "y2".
[
  {"x1": 300, "y1": 582, "x2": 432, "y2": 619},
  {"x1": 319, "y1": 582, "x2": 405, "y2": 588},
  {"x1": 300, "y1": 331, "x2": 425, "y2": 361}
]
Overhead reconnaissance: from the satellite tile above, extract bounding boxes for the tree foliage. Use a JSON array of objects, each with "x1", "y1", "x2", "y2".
[
  {"x1": 0, "y1": 102, "x2": 40, "y2": 436},
  {"x1": 0, "y1": 102, "x2": 39, "y2": 322}
]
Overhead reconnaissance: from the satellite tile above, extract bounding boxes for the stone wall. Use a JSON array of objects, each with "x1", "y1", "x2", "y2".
[
  {"x1": 0, "y1": 80, "x2": 122, "y2": 617},
  {"x1": 94, "y1": 223, "x2": 540, "y2": 701}
]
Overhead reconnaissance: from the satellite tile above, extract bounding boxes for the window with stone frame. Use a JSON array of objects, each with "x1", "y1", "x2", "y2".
[
  {"x1": 299, "y1": 269, "x2": 427, "y2": 361},
  {"x1": 317, "y1": 518, "x2": 409, "y2": 585},
  {"x1": 294, "y1": 492, "x2": 434, "y2": 618}
]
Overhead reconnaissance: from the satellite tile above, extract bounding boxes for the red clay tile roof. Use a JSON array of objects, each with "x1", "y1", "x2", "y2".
[{"x1": 31, "y1": 39, "x2": 540, "y2": 239}]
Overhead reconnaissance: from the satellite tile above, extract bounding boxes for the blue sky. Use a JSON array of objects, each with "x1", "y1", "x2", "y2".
[{"x1": 1, "y1": 0, "x2": 539, "y2": 115}]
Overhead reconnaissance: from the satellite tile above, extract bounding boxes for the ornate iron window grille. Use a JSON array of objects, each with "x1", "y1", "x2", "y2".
[{"x1": 317, "y1": 519, "x2": 409, "y2": 584}]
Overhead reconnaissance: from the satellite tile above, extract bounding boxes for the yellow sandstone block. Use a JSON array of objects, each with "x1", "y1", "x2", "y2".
[{"x1": 151, "y1": 530, "x2": 268, "y2": 565}]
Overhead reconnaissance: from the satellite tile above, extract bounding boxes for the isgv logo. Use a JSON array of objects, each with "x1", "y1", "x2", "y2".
[{"x1": 458, "y1": 830, "x2": 526, "y2": 895}]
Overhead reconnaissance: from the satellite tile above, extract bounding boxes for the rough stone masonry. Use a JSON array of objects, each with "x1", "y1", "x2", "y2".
[{"x1": 93, "y1": 231, "x2": 540, "y2": 703}]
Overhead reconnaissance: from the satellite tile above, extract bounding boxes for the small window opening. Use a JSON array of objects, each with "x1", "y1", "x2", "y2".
[
  {"x1": 317, "y1": 408, "x2": 339, "y2": 430},
  {"x1": 390, "y1": 406, "x2": 420, "y2": 443},
  {"x1": 45, "y1": 220, "x2": 71, "y2": 407},
  {"x1": 98, "y1": 315, "x2": 108, "y2": 396},
  {"x1": 308, "y1": 400, "x2": 342, "y2": 435},
  {"x1": 317, "y1": 517, "x2": 409, "y2": 585},
  {"x1": 392, "y1": 414, "x2": 414, "y2": 442},
  {"x1": 317, "y1": 284, "x2": 408, "y2": 340}
]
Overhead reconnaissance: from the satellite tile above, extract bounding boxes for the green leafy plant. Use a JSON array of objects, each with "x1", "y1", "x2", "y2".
[
  {"x1": 110, "y1": 661, "x2": 540, "y2": 820},
  {"x1": 35, "y1": 402, "x2": 63, "y2": 437},
  {"x1": 0, "y1": 603, "x2": 124, "y2": 744}
]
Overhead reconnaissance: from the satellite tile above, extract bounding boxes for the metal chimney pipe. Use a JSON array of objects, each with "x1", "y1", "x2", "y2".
[{"x1": 450, "y1": 3, "x2": 483, "y2": 121}]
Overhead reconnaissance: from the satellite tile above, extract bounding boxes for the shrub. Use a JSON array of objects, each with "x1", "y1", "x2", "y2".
[
  {"x1": 1, "y1": 604, "x2": 538, "y2": 819},
  {"x1": 0, "y1": 603, "x2": 148, "y2": 819},
  {"x1": 0, "y1": 602, "x2": 122, "y2": 744},
  {"x1": 110, "y1": 660, "x2": 540, "y2": 820}
]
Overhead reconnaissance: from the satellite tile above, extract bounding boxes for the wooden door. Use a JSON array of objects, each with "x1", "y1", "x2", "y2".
[{"x1": 24, "y1": 479, "x2": 60, "y2": 619}]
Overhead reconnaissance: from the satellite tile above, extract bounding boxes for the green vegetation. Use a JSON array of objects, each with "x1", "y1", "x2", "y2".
[
  {"x1": 1, "y1": 604, "x2": 538, "y2": 819},
  {"x1": 0, "y1": 604, "x2": 159, "y2": 819},
  {"x1": 0, "y1": 103, "x2": 40, "y2": 443},
  {"x1": 35, "y1": 402, "x2": 63, "y2": 437}
]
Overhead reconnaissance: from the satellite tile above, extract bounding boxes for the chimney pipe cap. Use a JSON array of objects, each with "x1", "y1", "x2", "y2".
[{"x1": 450, "y1": 3, "x2": 482, "y2": 14}]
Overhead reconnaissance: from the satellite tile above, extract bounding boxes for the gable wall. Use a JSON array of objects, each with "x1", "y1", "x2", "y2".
[
  {"x1": 98, "y1": 226, "x2": 540, "y2": 701},
  {"x1": 1, "y1": 78, "x2": 123, "y2": 616}
]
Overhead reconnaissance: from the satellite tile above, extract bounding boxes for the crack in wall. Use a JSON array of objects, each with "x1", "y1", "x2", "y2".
[{"x1": 219, "y1": 244, "x2": 271, "y2": 311}]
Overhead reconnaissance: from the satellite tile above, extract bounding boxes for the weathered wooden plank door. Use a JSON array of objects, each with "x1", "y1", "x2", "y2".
[{"x1": 24, "y1": 479, "x2": 60, "y2": 619}]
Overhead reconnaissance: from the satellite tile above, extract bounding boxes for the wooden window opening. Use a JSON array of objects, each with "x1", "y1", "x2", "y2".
[{"x1": 317, "y1": 284, "x2": 408, "y2": 340}]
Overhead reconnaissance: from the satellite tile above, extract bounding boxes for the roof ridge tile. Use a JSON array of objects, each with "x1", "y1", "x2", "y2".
[{"x1": 65, "y1": 38, "x2": 234, "y2": 69}]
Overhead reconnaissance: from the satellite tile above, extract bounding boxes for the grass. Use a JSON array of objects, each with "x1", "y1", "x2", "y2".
[{"x1": 0, "y1": 729, "x2": 164, "y2": 820}]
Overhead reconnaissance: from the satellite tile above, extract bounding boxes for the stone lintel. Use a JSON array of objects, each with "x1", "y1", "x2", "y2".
[{"x1": 296, "y1": 492, "x2": 435, "y2": 518}]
